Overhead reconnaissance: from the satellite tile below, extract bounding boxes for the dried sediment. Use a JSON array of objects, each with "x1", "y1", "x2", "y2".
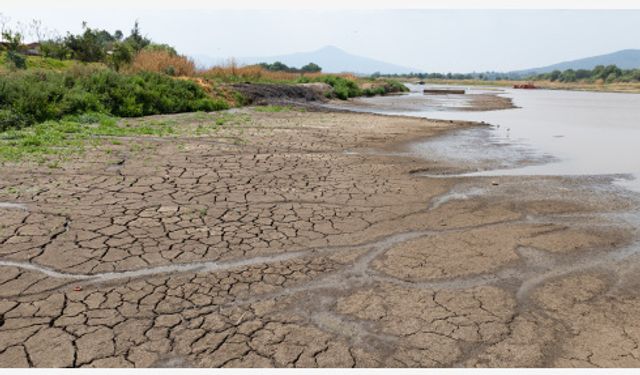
[{"x1": 0, "y1": 108, "x2": 638, "y2": 367}]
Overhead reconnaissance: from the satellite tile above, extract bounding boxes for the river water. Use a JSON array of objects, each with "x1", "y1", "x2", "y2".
[{"x1": 342, "y1": 84, "x2": 640, "y2": 193}]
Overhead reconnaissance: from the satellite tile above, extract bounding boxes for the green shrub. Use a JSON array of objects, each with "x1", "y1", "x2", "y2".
[
  {"x1": 362, "y1": 87, "x2": 386, "y2": 97},
  {"x1": 383, "y1": 79, "x2": 409, "y2": 93},
  {"x1": 0, "y1": 109, "x2": 27, "y2": 131},
  {"x1": 318, "y1": 76, "x2": 361, "y2": 100},
  {"x1": 60, "y1": 87, "x2": 104, "y2": 114},
  {"x1": 0, "y1": 69, "x2": 222, "y2": 130},
  {"x1": 39, "y1": 39, "x2": 71, "y2": 60},
  {"x1": 5, "y1": 51, "x2": 26, "y2": 70},
  {"x1": 233, "y1": 92, "x2": 248, "y2": 106}
]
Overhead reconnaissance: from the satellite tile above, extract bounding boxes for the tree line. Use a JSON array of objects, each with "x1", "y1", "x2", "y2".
[
  {"x1": 0, "y1": 14, "x2": 177, "y2": 71},
  {"x1": 377, "y1": 65, "x2": 640, "y2": 83},
  {"x1": 258, "y1": 61, "x2": 322, "y2": 73},
  {"x1": 531, "y1": 65, "x2": 640, "y2": 83}
]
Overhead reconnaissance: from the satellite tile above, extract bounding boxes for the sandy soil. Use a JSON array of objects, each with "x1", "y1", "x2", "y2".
[{"x1": 0, "y1": 107, "x2": 639, "y2": 367}]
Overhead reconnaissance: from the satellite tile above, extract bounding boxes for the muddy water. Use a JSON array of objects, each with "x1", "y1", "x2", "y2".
[{"x1": 347, "y1": 84, "x2": 640, "y2": 193}]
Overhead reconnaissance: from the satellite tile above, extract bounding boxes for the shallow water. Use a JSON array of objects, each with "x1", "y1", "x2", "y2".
[{"x1": 348, "y1": 84, "x2": 640, "y2": 193}]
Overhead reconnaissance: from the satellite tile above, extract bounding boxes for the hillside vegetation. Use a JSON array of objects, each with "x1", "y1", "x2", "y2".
[{"x1": 0, "y1": 17, "x2": 407, "y2": 134}]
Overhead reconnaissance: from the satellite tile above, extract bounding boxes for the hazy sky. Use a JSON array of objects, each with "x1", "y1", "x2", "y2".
[{"x1": 2, "y1": 7, "x2": 639, "y2": 72}]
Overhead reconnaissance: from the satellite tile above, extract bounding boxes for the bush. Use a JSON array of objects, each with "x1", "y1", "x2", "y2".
[
  {"x1": 301, "y1": 63, "x2": 321, "y2": 73},
  {"x1": 0, "y1": 69, "x2": 222, "y2": 129},
  {"x1": 143, "y1": 43, "x2": 178, "y2": 56},
  {"x1": 5, "y1": 50, "x2": 26, "y2": 70},
  {"x1": 319, "y1": 76, "x2": 361, "y2": 99},
  {"x1": 362, "y1": 87, "x2": 386, "y2": 97},
  {"x1": 0, "y1": 109, "x2": 27, "y2": 131},
  {"x1": 383, "y1": 79, "x2": 409, "y2": 93},
  {"x1": 1, "y1": 30, "x2": 27, "y2": 70},
  {"x1": 40, "y1": 38, "x2": 71, "y2": 60},
  {"x1": 108, "y1": 42, "x2": 134, "y2": 72}
]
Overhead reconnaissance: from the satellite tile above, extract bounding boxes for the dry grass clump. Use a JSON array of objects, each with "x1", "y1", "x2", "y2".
[
  {"x1": 127, "y1": 50, "x2": 196, "y2": 77},
  {"x1": 201, "y1": 58, "x2": 325, "y2": 83}
]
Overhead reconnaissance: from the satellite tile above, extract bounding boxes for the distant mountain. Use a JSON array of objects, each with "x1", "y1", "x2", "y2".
[
  {"x1": 511, "y1": 49, "x2": 640, "y2": 76},
  {"x1": 193, "y1": 46, "x2": 420, "y2": 75}
]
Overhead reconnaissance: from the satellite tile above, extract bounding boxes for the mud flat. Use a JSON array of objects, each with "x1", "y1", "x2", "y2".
[
  {"x1": 326, "y1": 89, "x2": 515, "y2": 113},
  {"x1": 0, "y1": 105, "x2": 639, "y2": 367}
]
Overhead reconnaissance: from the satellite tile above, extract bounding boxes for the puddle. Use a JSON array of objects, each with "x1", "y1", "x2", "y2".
[{"x1": 409, "y1": 125, "x2": 556, "y2": 173}]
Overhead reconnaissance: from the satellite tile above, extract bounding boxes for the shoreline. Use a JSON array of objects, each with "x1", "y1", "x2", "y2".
[
  {"x1": 410, "y1": 78, "x2": 640, "y2": 94},
  {"x1": 0, "y1": 106, "x2": 638, "y2": 367},
  {"x1": 324, "y1": 91, "x2": 516, "y2": 114}
]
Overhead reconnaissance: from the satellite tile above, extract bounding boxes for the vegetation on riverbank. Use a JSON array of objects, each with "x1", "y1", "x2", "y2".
[
  {"x1": 0, "y1": 111, "x2": 254, "y2": 164},
  {"x1": 387, "y1": 64, "x2": 640, "y2": 84},
  {"x1": 530, "y1": 65, "x2": 640, "y2": 83},
  {"x1": 0, "y1": 16, "x2": 407, "y2": 135},
  {"x1": 0, "y1": 68, "x2": 226, "y2": 130},
  {"x1": 390, "y1": 64, "x2": 640, "y2": 93}
]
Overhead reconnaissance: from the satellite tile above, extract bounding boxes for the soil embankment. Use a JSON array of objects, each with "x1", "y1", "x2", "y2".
[{"x1": 231, "y1": 83, "x2": 330, "y2": 105}]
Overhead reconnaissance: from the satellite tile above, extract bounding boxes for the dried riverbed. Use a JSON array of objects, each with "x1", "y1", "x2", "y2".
[{"x1": 0, "y1": 105, "x2": 639, "y2": 367}]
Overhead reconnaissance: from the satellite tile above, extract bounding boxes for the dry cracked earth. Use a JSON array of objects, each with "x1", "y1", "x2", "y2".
[{"x1": 1, "y1": 108, "x2": 640, "y2": 367}]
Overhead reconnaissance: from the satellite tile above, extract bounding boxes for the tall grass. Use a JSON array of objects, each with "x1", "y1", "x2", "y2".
[
  {"x1": 127, "y1": 50, "x2": 196, "y2": 77},
  {"x1": 201, "y1": 59, "x2": 325, "y2": 83},
  {"x1": 0, "y1": 52, "x2": 83, "y2": 73},
  {"x1": 198, "y1": 60, "x2": 389, "y2": 99}
]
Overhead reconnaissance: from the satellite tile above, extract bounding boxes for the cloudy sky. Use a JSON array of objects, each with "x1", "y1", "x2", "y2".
[{"x1": 2, "y1": 3, "x2": 639, "y2": 72}]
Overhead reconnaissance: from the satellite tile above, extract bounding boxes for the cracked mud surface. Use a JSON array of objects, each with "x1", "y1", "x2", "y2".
[{"x1": 1, "y1": 108, "x2": 639, "y2": 367}]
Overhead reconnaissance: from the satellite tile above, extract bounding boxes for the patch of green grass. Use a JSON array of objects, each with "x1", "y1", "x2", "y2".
[
  {"x1": 253, "y1": 105, "x2": 290, "y2": 113},
  {"x1": 47, "y1": 160, "x2": 61, "y2": 169},
  {"x1": 0, "y1": 53, "x2": 78, "y2": 72},
  {"x1": 199, "y1": 208, "x2": 208, "y2": 218},
  {"x1": 0, "y1": 108, "x2": 255, "y2": 163},
  {"x1": 25, "y1": 56, "x2": 75, "y2": 70},
  {"x1": 0, "y1": 112, "x2": 186, "y2": 162},
  {"x1": 190, "y1": 111, "x2": 211, "y2": 121},
  {"x1": 253, "y1": 105, "x2": 307, "y2": 113},
  {"x1": 3, "y1": 186, "x2": 19, "y2": 194},
  {"x1": 211, "y1": 113, "x2": 250, "y2": 127}
]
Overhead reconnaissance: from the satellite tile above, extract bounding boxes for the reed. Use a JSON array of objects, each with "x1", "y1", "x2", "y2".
[
  {"x1": 127, "y1": 50, "x2": 196, "y2": 77},
  {"x1": 201, "y1": 59, "x2": 339, "y2": 83}
]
